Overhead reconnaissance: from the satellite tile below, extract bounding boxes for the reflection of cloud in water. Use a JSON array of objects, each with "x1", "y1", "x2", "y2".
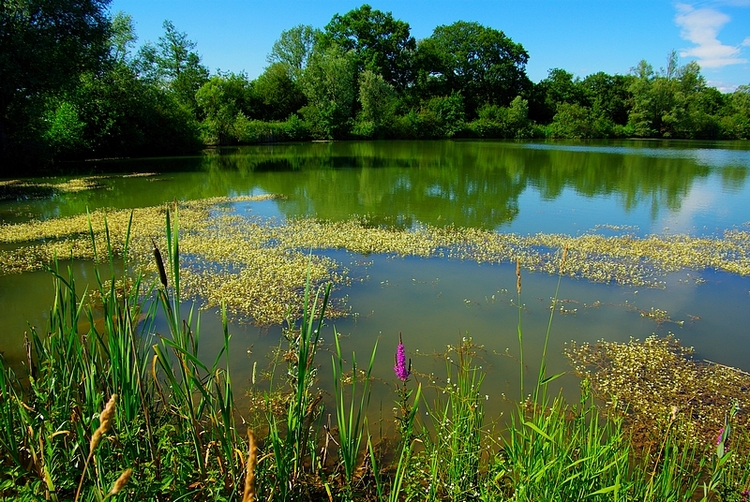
[
  {"x1": 692, "y1": 148, "x2": 750, "y2": 168},
  {"x1": 654, "y1": 181, "x2": 719, "y2": 234}
]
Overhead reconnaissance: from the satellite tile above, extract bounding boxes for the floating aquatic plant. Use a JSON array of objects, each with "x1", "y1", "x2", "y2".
[{"x1": 3, "y1": 195, "x2": 750, "y2": 325}]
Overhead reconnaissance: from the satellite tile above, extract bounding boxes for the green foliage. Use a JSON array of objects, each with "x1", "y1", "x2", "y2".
[
  {"x1": 300, "y1": 45, "x2": 358, "y2": 139},
  {"x1": 4, "y1": 4, "x2": 749, "y2": 174},
  {"x1": 253, "y1": 63, "x2": 307, "y2": 121},
  {"x1": 395, "y1": 92, "x2": 466, "y2": 139},
  {"x1": 233, "y1": 115, "x2": 310, "y2": 143},
  {"x1": 417, "y1": 21, "x2": 531, "y2": 118},
  {"x1": 320, "y1": 4, "x2": 416, "y2": 90},
  {"x1": 721, "y1": 85, "x2": 750, "y2": 139},
  {"x1": 353, "y1": 70, "x2": 399, "y2": 138},
  {"x1": 626, "y1": 53, "x2": 727, "y2": 139},
  {"x1": 0, "y1": 0, "x2": 111, "y2": 171},
  {"x1": 422, "y1": 339, "x2": 486, "y2": 500},
  {"x1": 267, "y1": 24, "x2": 320, "y2": 82},
  {"x1": 134, "y1": 20, "x2": 209, "y2": 113},
  {"x1": 549, "y1": 103, "x2": 599, "y2": 139},
  {"x1": 468, "y1": 96, "x2": 531, "y2": 138},
  {"x1": 195, "y1": 73, "x2": 253, "y2": 144},
  {"x1": 42, "y1": 100, "x2": 88, "y2": 156},
  {"x1": 331, "y1": 331, "x2": 377, "y2": 487}
]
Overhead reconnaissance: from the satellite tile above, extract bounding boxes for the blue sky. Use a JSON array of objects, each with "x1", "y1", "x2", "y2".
[{"x1": 108, "y1": 0, "x2": 750, "y2": 92}]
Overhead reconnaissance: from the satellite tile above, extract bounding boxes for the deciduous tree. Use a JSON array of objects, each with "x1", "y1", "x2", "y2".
[
  {"x1": 417, "y1": 21, "x2": 530, "y2": 118},
  {"x1": 320, "y1": 4, "x2": 415, "y2": 90}
]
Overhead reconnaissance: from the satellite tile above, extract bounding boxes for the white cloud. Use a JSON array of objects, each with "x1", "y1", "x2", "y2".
[{"x1": 675, "y1": 3, "x2": 748, "y2": 68}]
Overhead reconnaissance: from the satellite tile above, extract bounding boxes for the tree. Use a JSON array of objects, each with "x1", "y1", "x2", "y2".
[
  {"x1": 531, "y1": 68, "x2": 586, "y2": 124},
  {"x1": 267, "y1": 24, "x2": 319, "y2": 82},
  {"x1": 135, "y1": 20, "x2": 209, "y2": 113},
  {"x1": 627, "y1": 54, "x2": 718, "y2": 138},
  {"x1": 108, "y1": 11, "x2": 137, "y2": 64},
  {"x1": 355, "y1": 70, "x2": 398, "y2": 137},
  {"x1": 0, "y1": 0, "x2": 111, "y2": 171},
  {"x1": 320, "y1": 4, "x2": 416, "y2": 90},
  {"x1": 252, "y1": 63, "x2": 306, "y2": 121},
  {"x1": 580, "y1": 72, "x2": 631, "y2": 127},
  {"x1": 300, "y1": 45, "x2": 358, "y2": 139},
  {"x1": 720, "y1": 85, "x2": 750, "y2": 139},
  {"x1": 417, "y1": 21, "x2": 530, "y2": 118},
  {"x1": 196, "y1": 74, "x2": 253, "y2": 144},
  {"x1": 470, "y1": 96, "x2": 530, "y2": 138}
]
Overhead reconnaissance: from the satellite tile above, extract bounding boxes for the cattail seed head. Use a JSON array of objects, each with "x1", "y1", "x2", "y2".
[
  {"x1": 151, "y1": 238, "x2": 168, "y2": 289},
  {"x1": 515, "y1": 258, "x2": 522, "y2": 295},
  {"x1": 109, "y1": 468, "x2": 132, "y2": 495},
  {"x1": 243, "y1": 430, "x2": 257, "y2": 502},
  {"x1": 90, "y1": 394, "x2": 117, "y2": 452},
  {"x1": 561, "y1": 246, "x2": 569, "y2": 273}
]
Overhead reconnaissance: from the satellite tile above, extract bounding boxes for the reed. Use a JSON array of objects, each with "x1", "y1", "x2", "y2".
[{"x1": 331, "y1": 328, "x2": 377, "y2": 487}]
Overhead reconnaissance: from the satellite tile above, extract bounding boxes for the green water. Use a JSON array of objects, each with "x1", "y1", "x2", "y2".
[{"x1": 2, "y1": 139, "x2": 750, "y2": 412}]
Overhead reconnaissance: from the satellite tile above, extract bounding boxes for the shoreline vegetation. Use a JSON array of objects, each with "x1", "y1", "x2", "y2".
[
  {"x1": 2, "y1": 2, "x2": 749, "y2": 174},
  {"x1": 1, "y1": 209, "x2": 749, "y2": 500}
]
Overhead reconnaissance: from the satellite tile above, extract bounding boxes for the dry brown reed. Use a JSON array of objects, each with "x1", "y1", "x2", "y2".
[{"x1": 242, "y1": 430, "x2": 257, "y2": 502}]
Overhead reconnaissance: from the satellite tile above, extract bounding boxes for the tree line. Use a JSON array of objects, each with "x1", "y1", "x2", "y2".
[{"x1": 2, "y1": 1, "x2": 749, "y2": 175}]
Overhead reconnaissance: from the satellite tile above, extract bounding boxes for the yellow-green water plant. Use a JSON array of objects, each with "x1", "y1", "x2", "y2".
[{"x1": 331, "y1": 328, "x2": 378, "y2": 489}]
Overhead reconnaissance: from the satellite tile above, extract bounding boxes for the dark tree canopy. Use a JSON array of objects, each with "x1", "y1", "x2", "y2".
[
  {"x1": 418, "y1": 21, "x2": 531, "y2": 117},
  {"x1": 0, "y1": 0, "x2": 111, "y2": 168},
  {"x1": 320, "y1": 4, "x2": 416, "y2": 90}
]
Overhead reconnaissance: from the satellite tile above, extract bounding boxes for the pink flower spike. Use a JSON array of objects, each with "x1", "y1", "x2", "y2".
[
  {"x1": 394, "y1": 333, "x2": 410, "y2": 382},
  {"x1": 717, "y1": 427, "x2": 724, "y2": 446}
]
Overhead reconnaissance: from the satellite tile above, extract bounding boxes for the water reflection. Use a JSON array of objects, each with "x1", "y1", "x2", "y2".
[{"x1": 2, "y1": 140, "x2": 749, "y2": 233}]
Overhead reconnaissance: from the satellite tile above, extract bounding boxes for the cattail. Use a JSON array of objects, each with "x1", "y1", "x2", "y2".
[
  {"x1": 151, "y1": 238, "x2": 168, "y2": 289},
  {"x1": 90, "y1": 394, "x2": 117, "y2": 452},
  {"x1": 242, "y1": 430, "x2": 257, "y2": 502},
  {"x1": 515, "y1": 258, "x2": 522, "y2": 295},
  {"x1": 108, "y1": 468, "x2": 132, "y2": 495}
]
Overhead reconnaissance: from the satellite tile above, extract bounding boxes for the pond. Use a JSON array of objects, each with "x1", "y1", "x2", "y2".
[{"x1": 2, "y1": 139, "x2": 750, "y2": 417}]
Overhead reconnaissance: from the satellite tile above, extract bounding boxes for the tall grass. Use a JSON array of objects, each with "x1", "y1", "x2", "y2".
[
  {"x1": 0, "y1": 208, "x2": 246, "y2": 500},
  {"x1": 331, "y1": 328, "x2": 377, "y2": 488}
]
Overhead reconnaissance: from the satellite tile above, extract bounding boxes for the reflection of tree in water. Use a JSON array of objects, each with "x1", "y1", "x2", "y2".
[
  {"x1": 519, "y1": 145, "x2": 713, "y2": 218},
  {"x1": 234, "y1": 142, "x2": 528, "y2": 229},
  {"x1": 198, "y1": 140, "x2": 743, "y2": 227}
]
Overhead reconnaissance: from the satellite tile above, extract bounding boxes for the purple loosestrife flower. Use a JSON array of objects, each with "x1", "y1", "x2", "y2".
[
  {"x1": 717, "y1": 427, "x2": 725, "y2": 446},
  {"x1": 394, "y1": 333, "x2": 411, "y2": 382}
]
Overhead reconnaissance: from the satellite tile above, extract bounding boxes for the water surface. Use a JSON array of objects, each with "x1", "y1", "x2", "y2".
[{"x1": 2, "y1": 140, "x2": 749, "y2": 413}]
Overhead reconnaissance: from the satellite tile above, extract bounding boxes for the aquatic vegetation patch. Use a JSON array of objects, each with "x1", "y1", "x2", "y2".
[
  {"x1": 2, "y1": 196, "x2": 750, "y2": 324},
  {"x1": 0, "y1": 177, "x2": 107, "y2": 200},
  {"x1": 566, "y1": 335, "x2": 750, "y2": 456}
]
